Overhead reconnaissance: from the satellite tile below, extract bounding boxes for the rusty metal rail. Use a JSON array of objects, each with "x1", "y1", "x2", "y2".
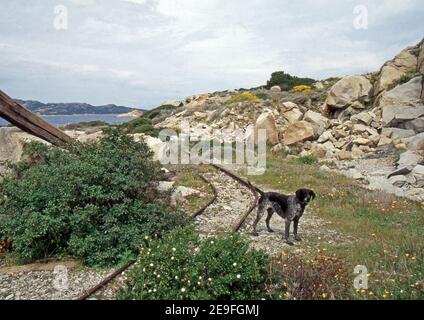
[
  {"x1": 210, "y1": 164, "x2": 261, "y2": 232},
  {"x1": 76, "y1": 260, "x2": 135, "y2": 300},
  {"x1": 190, "y1": 174, "x2": 218, "y2": 219}
]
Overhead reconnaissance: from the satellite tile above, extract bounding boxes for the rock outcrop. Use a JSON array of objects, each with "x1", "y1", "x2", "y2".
[
  {"x1": 381, "y1": 76, "x2": 424, "y2": 131},
  {"x1": 325, "y1": 75, "x2": 373, "y2": 113},
  {"x1": 374, "y1": 45, "x2": 420, "y2": 97}
]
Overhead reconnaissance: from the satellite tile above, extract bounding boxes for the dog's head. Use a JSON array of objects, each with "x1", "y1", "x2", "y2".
[{"x1": 295, "y1": 189, "x2": 316, "y2": 204}]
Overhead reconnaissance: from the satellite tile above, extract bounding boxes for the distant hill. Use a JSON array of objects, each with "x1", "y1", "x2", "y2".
[{"x1": 15, "y1": 99, "x2": 143, "y2": 115}]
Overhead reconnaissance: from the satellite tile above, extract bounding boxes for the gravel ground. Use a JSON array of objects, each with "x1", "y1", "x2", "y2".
[{"x1": 0, "y1": 262, "x2": 112, "y2": 300}]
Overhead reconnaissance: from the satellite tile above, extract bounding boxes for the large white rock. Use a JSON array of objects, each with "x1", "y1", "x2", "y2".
[
  {"x1": 381, "y1": 128, "x2": 416, "y2": 140},
  {"x1": 411, "y1": 165, "x2": 424, "y2": 188},
  {"x1": 325, "y1": 75, "x2": 372, "y2": 110},
  {"x1": 303, "y1": 110, "x2": 329, "y2": 129},
  {"x1": 156, "y1": 181, "x2": 175, "y2": 192},
  {"x1": 0, "y1": 127, "x2": 48, "y2": 163},
  {"x1": 317, "y1": 130, "x2": 334, "y2": 143},
  {"x1": 397, "y1": 150, "x2": 423, "y2": 168},
  {"x1": 283, "y1": 121, "x2": 315, "y2": 146},
  {"x1": 283, "y1": 108, "x2": 303, "y2": 124},
  {"x1": 132, "y1": 134, "x2": 167, "y2": 162},
  {"x1": 381, "y1": 76, "x2": 424, "y2": 128},
  {"x1": 171, "y1": 186, "x2": 200, "y2": 205},
  {"x1": 255, "y1": 112, "x2": 279, "y2": 145},
  {"x1": 367, "y1": 176, "x2": 405, "y2": 197},
  {"x1": 351, "y1": 112, "x2": 374, "y2": 125},
  {"x1": 404, "y1": 133, "x2": 424, "y2": 150},
  {"x1": 281, "y1": 102, "x2": 299, "y2": 110}
]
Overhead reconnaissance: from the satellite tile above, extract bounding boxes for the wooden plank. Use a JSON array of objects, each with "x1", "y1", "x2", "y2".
[{"x1": 0, "y1": 89, "x2": 74, "y2": 147}]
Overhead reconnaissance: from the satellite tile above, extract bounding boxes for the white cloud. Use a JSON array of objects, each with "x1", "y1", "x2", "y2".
[{"x1": 0, "y1": 0, "x2": 423, "y2": 107}]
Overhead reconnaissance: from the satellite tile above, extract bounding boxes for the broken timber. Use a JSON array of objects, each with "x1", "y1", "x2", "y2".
[{"x1": 0, "y1": 89, "x2": 73, "y2": 147}]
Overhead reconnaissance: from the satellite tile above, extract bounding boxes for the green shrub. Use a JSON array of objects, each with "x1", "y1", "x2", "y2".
[
  {"x1": 296, "y1": 155, "x2": 319, "y2": 165},
  {"x1": 398, "y1": 71, "x2": 420, "y2": 85},
  {"x1": 120, "y1": 105, "x2": 177, "y2": 136},
  {"x1": 255, "y1": 92, "x2": 269, "y2": 100},
  {"x1": 61, "y1": 121, "x2": 109, "y2": 131},
  {"x1": 0, "y1": 129, "x2": 187, "y2": 266},
  {"x1": 266, "y1": 71, "x2": 315, "y2": 91},
  {"x1": 144, "y1": 104, "x2": 178, "y2": 120},
  {"x1": 118, "y1": 227, "x2": 270, "y2": 300}
]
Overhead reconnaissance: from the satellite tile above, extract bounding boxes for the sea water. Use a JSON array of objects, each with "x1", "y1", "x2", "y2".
[{"x1": 0, "y1": 114, "x2": 133, "y2": 127}]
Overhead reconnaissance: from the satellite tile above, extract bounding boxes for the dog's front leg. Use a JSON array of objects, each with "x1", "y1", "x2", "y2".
[
  {"x1": 293, "y1": 217, "x2": 301, "y2": 241},
  {"x1": 284, "y1": 220, "x2": 294, "y2": 245}
]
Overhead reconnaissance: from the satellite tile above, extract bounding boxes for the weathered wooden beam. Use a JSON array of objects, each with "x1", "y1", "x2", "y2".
[{"x1": 0, "y1": 89, "x2": 74, "y2": 147}]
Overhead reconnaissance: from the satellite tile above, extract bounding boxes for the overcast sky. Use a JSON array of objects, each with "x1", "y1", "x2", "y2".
[{"x1": 0, "y1": 0, "x2": 423, "y2": 109}]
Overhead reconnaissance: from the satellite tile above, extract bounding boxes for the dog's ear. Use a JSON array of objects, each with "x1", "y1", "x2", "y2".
[{"x1": 295, "y1": 189, "x2": 306, "y2": 201}]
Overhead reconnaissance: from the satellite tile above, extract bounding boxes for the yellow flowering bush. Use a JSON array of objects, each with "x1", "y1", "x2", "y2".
[
  {"x1": 292, "y1": 85, "x2": 312, "y2": 93},
  {"x1": 228, "y1": 92, "x2": 258, "y2": 104}
]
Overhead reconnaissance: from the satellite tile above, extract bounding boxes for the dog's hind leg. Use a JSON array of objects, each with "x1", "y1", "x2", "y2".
[
  {"x1": 265, "y1": 208, "x2": 274, "y2": 233},
  {"x1": 252, "y1": 200, "x2": 266, "y2": 236}
]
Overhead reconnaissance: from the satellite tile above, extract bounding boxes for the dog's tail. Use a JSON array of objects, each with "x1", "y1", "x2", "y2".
[
  {"x1": 247, "y1": 181, "x2": 264, "y2": 196},
  {"x1": 247, "y1": 181, "x2": 264, "y2": 209}
]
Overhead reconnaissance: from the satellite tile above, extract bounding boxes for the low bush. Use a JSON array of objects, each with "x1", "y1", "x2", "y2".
[
  {"x1": 0, "y1": 129, "x2": 187, "y2": 266},
  {"x1": 61, "y1": 120, "x2": 109, "y2": 131},
  {"x1": 266, "y1": 71, "x2": 315, "y2": 91},
  {"x1": 255, "y1": 92, "x2": 269, "y2": 100},
  {"x1": 296, "y1": 155, "x2": 319, "y2": 165},
  {"x1": 398, "y1": 71, "x2": 420, "y2": 85},
  {"x1": 270, "y1": 254, "x2": 351, "y2": 300},
  {"x1": 227, "y1": 92, "x2": 258, "y2": 104},
  {"x1": 120, "y1": 117, "x2": 160, "y2": 137},
  {"x1": 143, "y1": 104, "x2": 178, "y2": 120},
  {"x1": 118, "y1": 227, "x2": 270, "y2": 300},
  {"x1": 120, "y1": 105, "x2": 177, "y2": 136}
]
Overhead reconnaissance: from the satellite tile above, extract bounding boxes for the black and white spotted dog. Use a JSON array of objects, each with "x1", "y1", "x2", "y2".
[{"x1": 252, "y1": 189, "x2": 316, "y2": 245}]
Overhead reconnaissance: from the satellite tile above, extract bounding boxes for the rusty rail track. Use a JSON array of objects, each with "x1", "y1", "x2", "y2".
[
  {"x1": 77, "y1": 164, "x2": 262, "y2": 300},
  {"x1": 76, "y1": 260, "x2": 135, "y2": 300},
  {"x1": 210, "y1": 164, "x2": 261, "y2": 232},
  {"x1": 190, "y1": 174, "x2": 218, "y2": 219}
]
